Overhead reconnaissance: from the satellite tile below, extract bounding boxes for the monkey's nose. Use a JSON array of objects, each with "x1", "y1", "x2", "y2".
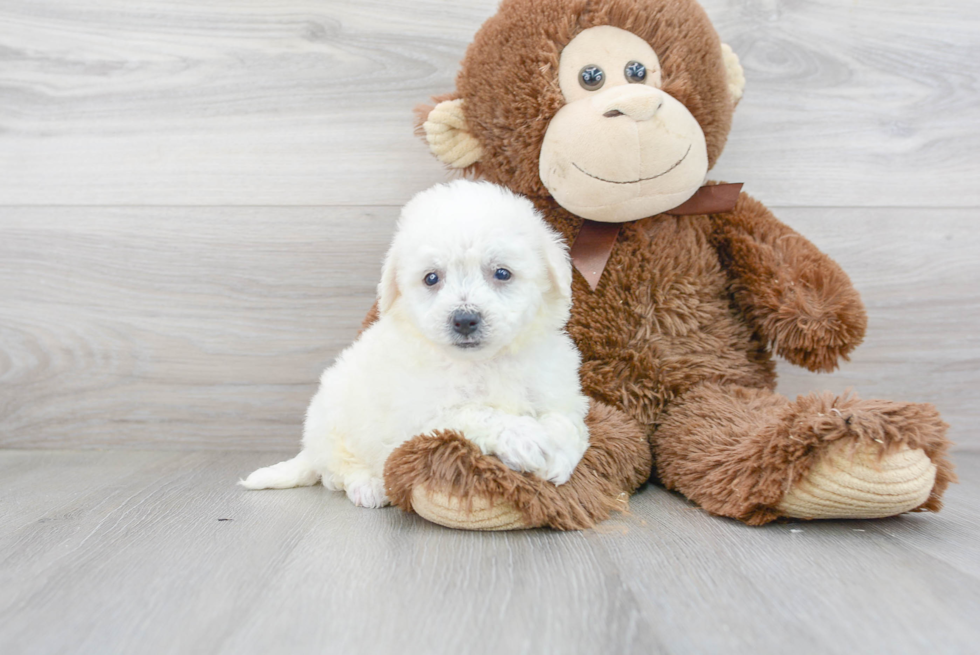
[
  {"x1": 593, "y1": 85, "x2": 664, "y2": 122},
  {"x1": 451, "y1": 310, "x2": 481, "y2": 336}
]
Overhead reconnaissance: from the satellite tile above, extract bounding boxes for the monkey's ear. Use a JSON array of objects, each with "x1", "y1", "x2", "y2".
[
  {"x1": 416, "y1": 97, "x2": 483, "y2": 169},
  {"x1": 721, "y1": 43, "x2": 745, "y2": 106}
]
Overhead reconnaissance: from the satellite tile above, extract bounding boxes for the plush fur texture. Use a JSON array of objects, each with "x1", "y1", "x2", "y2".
[
  {"x1": 242, "y1": 180, "x2": 591, "y2": 506},
  {"x1": 655, "y1": 386, "x2": 953, "y2": 525},
  {"x1": 415, "y1": 0, "x2": 734, "y2": 198},
  {"x1": 385, "y1": 0, "x2": 953, "y2": 529},
  {"x1": 385, "y1": 401, "x2": 651, "y2": 530}
]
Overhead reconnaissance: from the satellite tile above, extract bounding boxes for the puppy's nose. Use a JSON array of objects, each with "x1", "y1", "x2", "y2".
[{"x1": 451, "y1": 310, "x2": 481, "y2": 337}]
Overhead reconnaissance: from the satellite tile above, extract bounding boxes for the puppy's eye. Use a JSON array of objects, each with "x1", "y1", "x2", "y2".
[
  {"x1": 578, "y1": 65, "x2": 605, "y2": 90},
  {"x1": 494, "y1": 268, "x2": 512, "y2": 281},
  {"x1": 423, "y1": 272, "x2": 439, "y2": 286},
  {"x1": 625, "y1": 61, "x2": 647, "y2": 83}
]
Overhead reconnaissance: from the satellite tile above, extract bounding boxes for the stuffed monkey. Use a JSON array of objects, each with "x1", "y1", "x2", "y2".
[{"x1": 381, "y1": 0, "x2": 954, "y2": 529}]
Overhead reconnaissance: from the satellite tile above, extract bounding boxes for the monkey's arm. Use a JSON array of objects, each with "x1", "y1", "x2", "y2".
[{"x1": 709, "y1": 192, "x2": 867, "y2": 373}]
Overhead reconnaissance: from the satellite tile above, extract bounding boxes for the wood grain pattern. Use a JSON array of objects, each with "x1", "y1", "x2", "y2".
[
  {"x1": 0, "y1": 206, "x2": 393, "y2": 450},
  {"x1": 0, "y1": 0, "x2": 978, "y2": 207},
  {"x1": 1, "y1": 3, "x2": 977, "y2": 652},
  {"x1": 1, "y1": 206, "x2": 976, "y2": 450},
  {"x1": 0, "y1": 448, "x2": 977, "y2": 655},
  {"x1": 774, "y1": 207, "x2": 980, "y2": 448}
]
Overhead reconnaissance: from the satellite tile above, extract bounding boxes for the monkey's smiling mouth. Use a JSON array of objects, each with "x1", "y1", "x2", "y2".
[{"x1": 572, "y1": 144, "x2": 691, "y2": 185}]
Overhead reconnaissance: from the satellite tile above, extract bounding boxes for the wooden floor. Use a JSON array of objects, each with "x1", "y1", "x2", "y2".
[
  {"x1": 2, "y1": 0, "x2": 979, "y2": 652},
  {"x1": 1, "y1": 449, "x2": 978, "y2": 654}
]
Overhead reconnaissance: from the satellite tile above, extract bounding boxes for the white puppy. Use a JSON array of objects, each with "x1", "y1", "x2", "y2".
[{"x1": 241, "y1": 180, "x2": 590, "y2": 507}]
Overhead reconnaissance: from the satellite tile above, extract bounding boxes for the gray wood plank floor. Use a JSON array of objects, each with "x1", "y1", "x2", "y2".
[
  {"x1": 1, "y1": 0, "x2": 978, "y2": 208},
  {"x1": 2, "y1": 0, "x2": 979, "y2": 652},
  {"x1": 1, "y1": 0, "x2": 977, "y2": 452},
  {"x1": 1, "y1": 206, "x2": 976, "y2": 450},
  {"x1": 1, "y1": 449, "x2": 978, "y2": 655}
]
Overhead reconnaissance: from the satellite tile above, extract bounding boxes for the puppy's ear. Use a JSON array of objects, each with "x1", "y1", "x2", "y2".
[
  {"x1": 377, "y1": 249, "x2": 400, "y2": 315},
  {"x1": 542, "y1": 230, "x2": 573, "y2": 306}
]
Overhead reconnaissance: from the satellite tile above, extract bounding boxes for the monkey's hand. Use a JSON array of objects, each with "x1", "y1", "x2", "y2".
[{"x1": 711, "y1": 192, "x2": 867, "y2": 373}]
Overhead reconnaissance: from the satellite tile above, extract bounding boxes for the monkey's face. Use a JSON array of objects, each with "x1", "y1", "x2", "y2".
[
  {"x1": 539, "y1": 26, "x2": 709, "y2": 223},
  {"x1": 419, "y1": 0, "x2": 744, "y2": 222}
]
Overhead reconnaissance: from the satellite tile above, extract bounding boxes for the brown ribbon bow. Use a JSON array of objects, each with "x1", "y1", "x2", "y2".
[{"x1": 569, "y1": 183, "x2": 743, "y2": 290}]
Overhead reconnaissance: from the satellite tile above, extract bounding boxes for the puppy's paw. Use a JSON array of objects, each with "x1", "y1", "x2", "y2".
[
  {"x1": 543, "y1": 453, "x2": 577, "y2": 486},
  {"x1": 538, "y1": 414, "x2": 590, "y2": 485},
  {"x1": 345, "y1": 476, "x2": 390, "y2": 508},
  {"x1": 494, "y1": 417, "x2": 549, "y2": 477}
]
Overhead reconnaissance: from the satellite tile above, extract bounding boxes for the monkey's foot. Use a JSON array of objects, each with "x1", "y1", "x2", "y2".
[
  {"x1": 383, "y1": 402, "x2": 651, "y2": 531},
  {"x1": 778, "y1": 442, "x2": 936, "y2": 519},
  {"x1": 776, "y1": 397, "x2": 954, "y2": 521},
  {"x1": 411, "y1": 487, "x2": 526, "y2": 531}
]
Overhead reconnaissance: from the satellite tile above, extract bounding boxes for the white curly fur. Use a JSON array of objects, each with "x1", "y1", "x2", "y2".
[{"x1": 241, "y1": 181, "x2": 590, "y2": 507}]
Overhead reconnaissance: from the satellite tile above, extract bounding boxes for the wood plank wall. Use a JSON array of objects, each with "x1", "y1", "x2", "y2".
[{"x1": 1, "y1": 0, "x2": 978, "y2": 451}]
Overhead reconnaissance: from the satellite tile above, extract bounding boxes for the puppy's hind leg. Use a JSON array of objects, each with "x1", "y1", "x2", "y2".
[{"x1": 239, "y1": 451, "x2": 320, "y2": 490}]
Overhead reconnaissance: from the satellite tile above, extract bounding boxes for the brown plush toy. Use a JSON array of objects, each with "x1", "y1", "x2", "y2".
[{"x1": 379, "y1": 0, "x2": 955, "y2": 530}]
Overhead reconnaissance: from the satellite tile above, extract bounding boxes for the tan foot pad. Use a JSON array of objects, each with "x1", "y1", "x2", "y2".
[
  {"x1": 411, "y1": 487, "x2": 529, "y2": 531},
  {"x1": 778, "y1": 443, "x2": 937, "y2": 520}
]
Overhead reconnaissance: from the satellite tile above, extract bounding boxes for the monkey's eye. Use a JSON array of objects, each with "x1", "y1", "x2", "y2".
[
  {"x1": 578, "y1": 65, "x2": 605, "y2": 90},
  {"x1": 423, "y1": 272, "x2": 440, "y2": 286},
  {"x1": 494, "y1": 268, "x2": 512, "y2": 281},
  {"x1": 625, "y1": 61, "x2": 647, "y2": 83}
]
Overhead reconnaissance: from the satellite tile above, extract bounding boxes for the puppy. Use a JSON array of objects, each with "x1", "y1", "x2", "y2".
[{"x1": 241, "y1": 180, "x2": 590, "y2": 507}]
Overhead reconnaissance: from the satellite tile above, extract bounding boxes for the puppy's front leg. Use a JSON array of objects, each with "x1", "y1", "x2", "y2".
[
  {"x1": 434, "y1": 406, "x2": 552, "y2": 480},
  {"x1": 536, "y1": 413, "x2": 590, "y2": 485}
]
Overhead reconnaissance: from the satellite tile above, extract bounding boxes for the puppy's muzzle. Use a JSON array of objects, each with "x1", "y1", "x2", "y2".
[{"x1": 451, "y1": 310, "x2": 482, "y2": 338}]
